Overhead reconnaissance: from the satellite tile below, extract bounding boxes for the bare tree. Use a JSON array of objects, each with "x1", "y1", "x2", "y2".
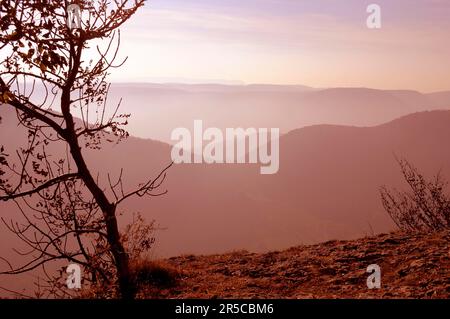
[
  {"x1": 380, "y1": 158, "x2": 450, "y2": 232},
  {"x1": 0, "y1": 0, "x2": 171, "y2": 299}
]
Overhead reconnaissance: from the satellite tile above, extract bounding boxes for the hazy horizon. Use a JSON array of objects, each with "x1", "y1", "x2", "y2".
[
  {"x1": 102, "y1": 0, "x2": 450, "y2": 92},
  {"x1": 107, "y1": 81, "x2": 450, "y2": 95}
]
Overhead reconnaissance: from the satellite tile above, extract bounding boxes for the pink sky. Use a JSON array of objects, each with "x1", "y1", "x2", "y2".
[{"x1": 104, "y1": 0, "x2": 450, "y2": 92}]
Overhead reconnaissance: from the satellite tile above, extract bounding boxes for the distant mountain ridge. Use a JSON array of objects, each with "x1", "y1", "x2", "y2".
[
  {"x1": 2, "y1": 105, "x2": 450, "y2": 295},
  {"x1": 2, "y1": 107, "x2": 450, "y2": 256},
  {"x1": 103, "y1": 84, "x2": 450, "y2": 143},
  {"x1": 6, "y1": 83, "x2": 450, "y2": 143}
]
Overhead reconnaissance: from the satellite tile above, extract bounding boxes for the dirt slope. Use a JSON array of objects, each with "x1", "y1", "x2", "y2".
[{"x1": 140, "y1": 231, "x2": 450, "y2": 299}]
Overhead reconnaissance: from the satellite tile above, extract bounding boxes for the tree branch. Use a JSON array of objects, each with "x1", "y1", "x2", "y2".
[{"x1": 0, "y1": 173, "x2": 79, "y2": 201}]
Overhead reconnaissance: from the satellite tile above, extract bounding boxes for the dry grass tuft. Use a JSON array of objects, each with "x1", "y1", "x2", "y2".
[{"x1": 131, "y1": 259, "x2": 180, "y2": 288}]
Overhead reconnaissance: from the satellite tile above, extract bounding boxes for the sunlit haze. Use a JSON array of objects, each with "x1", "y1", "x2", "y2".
[{"x1": 106, "y1": 0, "x2": 450, "y2": 92}]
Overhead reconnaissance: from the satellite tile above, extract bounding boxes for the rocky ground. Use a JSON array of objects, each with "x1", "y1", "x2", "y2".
[{"x1": 139, "y1": 231, "x2": 450, "y2": 299}]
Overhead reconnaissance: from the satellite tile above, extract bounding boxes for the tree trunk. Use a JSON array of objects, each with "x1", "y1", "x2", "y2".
[
  {"x1": 61, "y1": 83, "x2": 135, "y2": 299},
  {"x1": 104, "y1": 205, "x2": 135, "y2": 299}
]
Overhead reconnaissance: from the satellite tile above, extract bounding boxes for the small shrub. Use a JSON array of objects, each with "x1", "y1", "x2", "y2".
[
  {"x1": 131, "y1": 259, "x2": 180, "y2": 288},
  {"x1": 380, "y1": 158, "x2": 450, "y2": 232}
]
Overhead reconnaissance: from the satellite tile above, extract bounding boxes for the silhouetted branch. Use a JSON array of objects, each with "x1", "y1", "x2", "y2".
[
  {"x1": 0, "y1": 0, "x2": 170, "y2": 299},
  {"x1": 0, "y1": 173, "x2": 79, "y2": 201}
]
